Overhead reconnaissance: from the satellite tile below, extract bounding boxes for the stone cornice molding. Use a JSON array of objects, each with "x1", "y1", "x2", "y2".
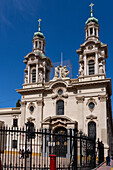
[
  {"x1": 76, "y1": 96, "x2": 85, "y2": 103},
  {"x1": 98, "y1": 95, "x2": 108, "y2": 102}
]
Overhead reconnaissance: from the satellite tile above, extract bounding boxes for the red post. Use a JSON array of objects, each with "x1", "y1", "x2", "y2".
[
  {"x1": 0, "y1": 155, "x2": 2, "y2": 170},
  {"x1": 49, "y1": 154, "x2": 56, "y2": 170}
]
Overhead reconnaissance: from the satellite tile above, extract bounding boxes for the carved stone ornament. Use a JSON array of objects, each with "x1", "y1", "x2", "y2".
[
  {"x1": 20, "y1": 101, "x2": 27, "y2": 107},
  {"x1": 76, "y1": 96, "x2": 84, "y2": 103},
  {"x1": 52, "y1": 94, "x2": 58, "y2": 99},
  {"x1": 98, "y1": 95, "x2": 107, "y2": 102},
  {"x1": 62, "y1": 94, "x2": 68, "y2": 98},
  {"x1": 28, "y1": 102, "x2": 36, "y2": 114},
  {"x1": 36, "y1": 100, "x2": 44, "y2": 106},
  {"x1": 86, "y1": 97, "x2": 97, "y2": 112},
  {"x1": 86, "y1": 97, "x2": 97, "y2": 106},
  {"x1": 53, "y1": 65, "x2": 69, "y2": 80},
  {"x1": 86, "y1": 114, "x2": 97, "y2": 120}
]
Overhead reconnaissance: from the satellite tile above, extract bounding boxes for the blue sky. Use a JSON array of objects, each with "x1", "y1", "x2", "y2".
[{"x1": 0, "y1": 0, "x2": 113, "y2": 109}]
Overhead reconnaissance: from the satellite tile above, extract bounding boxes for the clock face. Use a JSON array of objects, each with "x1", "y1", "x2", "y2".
[
  {"x1": 88, "y1": 102, "x2": 95, "y2": 110},
  {"x1": 30, "y1": 106, "x2": 34, "y2": 112},
  {"x1": 58, "y1": 89, "x2": 63, "y2": 95}
]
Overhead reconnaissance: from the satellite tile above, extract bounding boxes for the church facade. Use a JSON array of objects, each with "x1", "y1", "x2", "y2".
[{"x1": 0, "y1": 5, "x2": 112, "y2": 156}]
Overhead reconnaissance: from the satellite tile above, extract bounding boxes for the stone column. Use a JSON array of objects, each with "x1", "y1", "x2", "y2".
[
  {"x1": 93, "y1": 27, "x2": 95, "y2": 36},
  {"x1": 88, "y1": 28, "x2": 90, "y2": 37},
  {"x1": 95, "y1": 52, "x2": 98, "y2": 74},
  {"x1": 28, "y1": 65, "x2": 30, "y2": 83},
  {"x1": 85, "y1": 30, "x2": 87, "y2": 39},
  {"x1": 96, "y1": 29, "x2": 99, "y2": 37},
  {"x1": 36, "y1": 63, "x2": 38, "y2": 82},
  {"x1": 84, "y1": 54, "x2": 87, "y2": 76}
]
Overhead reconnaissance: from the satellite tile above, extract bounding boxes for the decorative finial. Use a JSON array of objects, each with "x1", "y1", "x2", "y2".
[
  {"x1": 89, "y1": 3, "x2": 94, "y2": 17},
  {"x1": 38, "y1": 18, "x2": 42, "y2": 32}
]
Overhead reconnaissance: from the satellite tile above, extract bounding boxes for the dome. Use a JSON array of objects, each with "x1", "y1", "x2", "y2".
[
  {"x1": 85, "y1": 16, "x2": 98, "y2": 25},
  {"x1": 34, "y1": 31, "x2": 45, "y2": 38}
]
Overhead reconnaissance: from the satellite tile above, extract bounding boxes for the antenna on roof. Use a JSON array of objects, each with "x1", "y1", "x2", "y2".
[{"x1": 61, "y1": 52, "x2": 63, "y2": 66}]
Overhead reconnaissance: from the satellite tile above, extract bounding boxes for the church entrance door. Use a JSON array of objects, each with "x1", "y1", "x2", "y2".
[{"x1": 53, "y1": 127, "x2": 67, "y2": 157}]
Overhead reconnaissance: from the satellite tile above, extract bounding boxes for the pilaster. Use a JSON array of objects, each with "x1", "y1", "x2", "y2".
[
  {"x1": 28, "y1": 64, "x2": 30, "y2": 83},
  {"x1": 20, "y1": 101, "x2": 27, "y2": 127},
  {"x1": 95, "y1": 52, "x2": 98, "y2": 74},
  {"x1": 84, "y1": 54, "x2": 87, "y2": 76},
  {"x1": 36, "y1": 63, "x2": 39, "y2": 82}
]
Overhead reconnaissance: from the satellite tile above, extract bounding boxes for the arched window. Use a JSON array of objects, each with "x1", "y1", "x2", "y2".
[
  {"x1": 56, "y1": 100, "x2": 64, "y2": 115},
  {"x1": 88, "y1": 121, "x2": 96, "y2": 139},
  {"x1": 32, "y1": 69, "x2": 36, "y2": 83},
  {"x1": 88, "y1": 60, "x2": 95, "y2": 75}
]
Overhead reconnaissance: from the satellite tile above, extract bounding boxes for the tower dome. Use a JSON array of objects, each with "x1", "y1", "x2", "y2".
[
  {"x1": 33, "y1": 19, "x2": 46, "y2": 54},
  {"x1": 85, "y1": 3, "x2": 99, "y2": 41}
]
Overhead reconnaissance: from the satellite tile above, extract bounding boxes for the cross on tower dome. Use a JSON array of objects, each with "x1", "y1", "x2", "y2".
[{"x1": 89, "y1": 3, "x2": 94, "y2": 17}]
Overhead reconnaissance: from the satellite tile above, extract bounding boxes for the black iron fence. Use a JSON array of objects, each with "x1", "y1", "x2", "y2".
[
  {"x1": 97, "y1": 138, "x2": 104, "y2": 165},
  {"x1": 0, "y1": 125, "x2": 103, "y2": 169}
]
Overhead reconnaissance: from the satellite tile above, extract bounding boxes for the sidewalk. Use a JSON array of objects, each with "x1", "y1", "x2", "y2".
[{"x1": 97, "y1": 160, "x2": 113, "y2": 170}]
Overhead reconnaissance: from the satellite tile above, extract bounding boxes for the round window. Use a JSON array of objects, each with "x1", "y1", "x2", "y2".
[
  {"x1": 58, "y1": 89, "x2": 63, "y2": 95},
  {"x1": 88, "y1": 102, "x2": 95, "y2": 110},
  {"x1": 30, "y1": 106, "x2": 34, "y2": 112}
]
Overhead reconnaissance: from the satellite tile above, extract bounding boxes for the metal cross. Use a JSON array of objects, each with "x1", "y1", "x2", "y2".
[
  {"x1": 38, "y1": 18, "x2": 42, "y2": 25},
  {"x1": 89, "y1": 3, "x2": 94, "y2": 17},
  {"x1": 38, "y1": 18, "x2": 42, "y2": 32}
]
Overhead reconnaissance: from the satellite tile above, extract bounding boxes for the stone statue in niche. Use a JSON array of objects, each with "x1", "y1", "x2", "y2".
[
  {"x1": 99, "y1": 62, "x2": 104, "y2": 73},
  {"x1": 79, "y1": 63, "x2": 84, "y2": 76},
  {"x1": 53, "y1": 65, "x2": 69, "y2": 80},
  {"x1": 25, "y1": 73, "x2": 28, "y2": 83}
]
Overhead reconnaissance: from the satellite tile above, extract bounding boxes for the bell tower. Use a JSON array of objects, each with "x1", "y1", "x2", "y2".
[
  {"x1": 76, "y1": 3, "x2": 108, "y2": 81},
  {"x1": 23, "y1": 19, "x2": 52, "y2": 85}
]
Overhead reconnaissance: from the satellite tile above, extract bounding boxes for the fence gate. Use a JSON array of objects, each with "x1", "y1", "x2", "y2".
[
  {"x1": 98, "y1": 138, "x2": 104, "y2": 165},
  {"x1": 0, "y1": 125, "x2": 97, "y2": 169}
]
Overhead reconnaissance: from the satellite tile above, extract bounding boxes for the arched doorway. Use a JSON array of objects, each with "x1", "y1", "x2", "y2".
[
  {"x1": 88, "y1": 121, "x2": 96, "y2": 139},
  {"x1": 53, "y1": 127, "x2": 67, "y2": 157}
]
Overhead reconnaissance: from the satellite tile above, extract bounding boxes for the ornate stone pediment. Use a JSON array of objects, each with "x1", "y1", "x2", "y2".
[
  {"x1": 42, "y1": 116, "x2": 78, "y2": 129},
  {"x1": 86, "y1": 114, "x2": 97, "y2": 120}
]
